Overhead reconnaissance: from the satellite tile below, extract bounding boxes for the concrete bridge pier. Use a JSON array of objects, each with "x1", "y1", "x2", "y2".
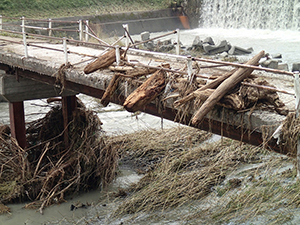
[
  {"x1": 9, "y1": 101, "x2": 26, "y2": 149},
  {"x1": 62, "y1": 95, "x2": 77, "y2": 147}
]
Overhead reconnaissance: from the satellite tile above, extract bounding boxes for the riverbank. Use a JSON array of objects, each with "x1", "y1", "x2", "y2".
[{"x1": 0, "y1": 0, "x2": 174, "y2": 18}]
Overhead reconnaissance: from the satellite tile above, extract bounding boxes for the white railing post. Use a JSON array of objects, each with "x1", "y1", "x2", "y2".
[
  {"x1": 115, "y1": 45, "x2": 120, "y2": 66},
  {"x1": 176, "y1": 28, "x2": 180, "y2": 55},
  {"x1": 21, "y1": 16, "x2": 25, "y2": 33},
  {"x1": 123, "y1": 24, "x2": 129, "y2": 48},
  {"x1": 63, "y1": 37, "x2": 68, "y2": 64},
  {"x1": 48, "y1": 18, "x2": 52, "y2": 37},
  {"x1": 21, "y1": 17, "x2": 28, "y2": 58},
  {"x1": 0, "y1": 15, "x2": 2, "y2": 31},
  {"x1": 85, "y1": 20, "x2": 89, "y2": 42},
  {"x1": 79, "y1": 20, "x2": 83, "y2": 41},
  {"x1": 294, "y1": 72, "x2": 300, "y2": 179}
]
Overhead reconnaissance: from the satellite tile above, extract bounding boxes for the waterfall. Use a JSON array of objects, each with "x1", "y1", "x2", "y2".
[{"x1": 200, "y1": 0, "x2": 300, "y2": 30}]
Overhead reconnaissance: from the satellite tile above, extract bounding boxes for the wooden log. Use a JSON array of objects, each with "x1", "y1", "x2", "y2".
[
  {"x1": 191, "y1": 50, "x2": 265, "y2": 124},
  {"x1": 123, "y1": 69, "x2": 166, "y2": 112},
  {"x1": 125, "y1": 67, "x2": 157, "y2": 77},
  {"x1": 174, "y1": 68, "x2": 237, "y2": 107},
  {"x1": 100, "y1": 73, "x2": 121, "y2": 107},
  {"x1": 84, "y1": 48, "x2": 125, "y2": 74},
  {"x1": 194, "y1": 89, "x2": 244, "y2": 110}
]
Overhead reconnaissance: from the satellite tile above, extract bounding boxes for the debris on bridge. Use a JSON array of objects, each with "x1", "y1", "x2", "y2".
[
  {"x1": 123, "y1": 65, "x2": 168, "y2": 112},
  {"x1": 94, "y1": 50, "x2": 288, "y2": 124},
  {"x1": 84, "y1": 48, "x2": 125, "y2": 74},
  {"x1": 0, "y1": 99, "x2": 118, "y2": 213}
]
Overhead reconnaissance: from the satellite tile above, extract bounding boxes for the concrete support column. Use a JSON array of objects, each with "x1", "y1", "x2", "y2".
[
  {"x1": 62, "y1": 95, "x2": 77, "y2": 147},
  {"x1": 9, "y1": 101, "x2": 26, "y2": 149}
]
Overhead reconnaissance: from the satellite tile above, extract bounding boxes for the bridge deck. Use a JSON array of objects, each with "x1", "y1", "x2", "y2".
[{"x1": 0, "y1": 36, "x2": 296, "y2": 155}]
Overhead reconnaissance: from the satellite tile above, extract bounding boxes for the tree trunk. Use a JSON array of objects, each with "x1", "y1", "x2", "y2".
[
  {"x1": 191, "y1": 50, "x2": 265, "y2": 124},
  {"x1": 174, "y1": 68, "x2": 237, "y2": 107},
  {"x1": 84, "y1": 48, "x2": 125, "y2": 74},
  {"x1": 123, "y1": 70, "x2": 166, "y2": 112},
  {"x1": 101, "y1": 73, "x2": 121, "y2": 107}
]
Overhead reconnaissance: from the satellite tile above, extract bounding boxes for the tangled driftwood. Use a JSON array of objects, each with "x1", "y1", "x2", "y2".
[{"x1": 0, "y1": 99, "x2": 118, "y2": 213}]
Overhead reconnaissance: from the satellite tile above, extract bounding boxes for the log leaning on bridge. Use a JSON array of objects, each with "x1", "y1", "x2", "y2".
[
  {"x1": 123, "y1": 69, "x2": 166, "y2": 112},
  {"x1": 84, "y1": 48, "x2": 125, "y2": 74},
  {"x1": 191, "y1": 50, "x2": 265, "y2": 124}
]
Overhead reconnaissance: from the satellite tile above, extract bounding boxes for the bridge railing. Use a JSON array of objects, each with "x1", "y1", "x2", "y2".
[
  {"x1": 0, "y1": 15, "x2": 89, "y2": 41},
  {"x1": 0, "y1": 15, "x2": 183, "y2": 66}
]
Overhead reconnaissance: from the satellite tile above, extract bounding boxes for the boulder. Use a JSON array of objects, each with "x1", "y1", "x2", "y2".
[
  {"x1": 192, "y1": 36, "x2": 202, "y2": 47},
  {"x1": 228, "y1": 46, "x2": 253, "y2": 55},
  {"x1": 292, "y1": 63, "x2": 300, "y2": 72},
  {"x1": 219, "y1": 51, "x2": 229, "y2": 58},
  {"x1": 203, "y1": 40, "x2": 230, "y2": 55},
  {"x1": 278, "y1": 63, "x2": 289, "y2": 71},
  {"x1": 272, "y1": 53, "x2": 282, "y2": 59},
  {"x1": 261, "y1": 59, "x2": 278, "y2": 69},
  {"x1": 157, "y1": 44, "x2": 174, "y2": 52},
  {"x1": 203, "y1": 37, "x2": 215, "y2": 45},
  {"x1": 141, "y1": 31, "x2": 150, "y2": 41},
  {"x1": 144, "y1": 41, "x2": 155, "y2": 51}
]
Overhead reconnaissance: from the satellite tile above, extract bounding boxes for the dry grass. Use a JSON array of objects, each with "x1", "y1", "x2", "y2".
[
  {"x1": 185, "y1": 152, "x2": 299, "y2": 224},
  {"x1": 0, "y1": 99, "x2": 118, "y2": 213},
  {"x1": 105, "y1": 127, "x2": 265, "y2": 217}
]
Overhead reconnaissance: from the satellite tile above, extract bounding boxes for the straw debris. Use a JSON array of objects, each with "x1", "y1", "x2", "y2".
[
  {"x1": 109, "y1": 127, "x2": 263, "y2": 216},
  {"x1": 0, "y1": 99, "x2": 118, "y2": 213}
]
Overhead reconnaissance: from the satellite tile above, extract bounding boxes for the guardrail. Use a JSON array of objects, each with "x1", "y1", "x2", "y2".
[
  {"x1": 0, "y1": 15, "x2": 183, "y2": 64},
  {"x1": 0, "y1": 15, "x2": 87, "y2": 41}
]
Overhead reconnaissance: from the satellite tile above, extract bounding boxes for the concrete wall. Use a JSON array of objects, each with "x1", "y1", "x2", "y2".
[{"x1": 62, "y1": 8, "x2": 188, "y2": 36}]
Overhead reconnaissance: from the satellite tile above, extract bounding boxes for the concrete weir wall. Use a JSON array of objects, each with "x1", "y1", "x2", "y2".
[{"x1": 62, "y1": 8, "x2": 190, "y2": 36}]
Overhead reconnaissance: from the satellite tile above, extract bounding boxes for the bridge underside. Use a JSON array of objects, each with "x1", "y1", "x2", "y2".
[{"x1": 0, "y1": 63, "x2": 287, "y2": 155}]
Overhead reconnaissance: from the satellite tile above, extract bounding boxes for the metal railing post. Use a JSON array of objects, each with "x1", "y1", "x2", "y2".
[
  {"x1": 85, "y1": 20, "x2": 89, "y2": 42},
  {"x1": 48, "y1": 19, "x2": 52, "y2": 37},
  {"x1": 176, "y1": 28, "x2": 180, "y2": 55},
  {"x1": 0, "y1": 15, "x2": 2, "y2": 31},
  {"x1": 21, "y1": 16, "x2": 25, "y2": 33},
  {"x1": 115, "y1": 45, "x2": 120, "y2": 66},
  {"x1": 21, "y1": 17, "x2": 28, "y2": 57},
  {"x1": 79, "y1": 20, "x2": 83, "y2": 41},
  {"x1": 63, "y1": 37, "x2": 68, "y2": 64}
]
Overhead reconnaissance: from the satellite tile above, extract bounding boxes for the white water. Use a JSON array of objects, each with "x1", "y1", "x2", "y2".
[
  {"x1": 201, "y1": 0, "x2": 300, "y2": 30},
  {"x1": 195, "y1": 0, "x2": 300, "y2": 70}
]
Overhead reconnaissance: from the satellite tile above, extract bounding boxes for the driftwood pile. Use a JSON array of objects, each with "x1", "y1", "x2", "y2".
[
  {"x1": 0, "y1": 99, "x2": 118, "y2": 213},
  {"x1": 84, "y1": 49, "x2": 288, "y2": 125}
]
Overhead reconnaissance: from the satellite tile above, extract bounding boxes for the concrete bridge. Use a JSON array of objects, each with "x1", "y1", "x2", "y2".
[{"x1": 0, "y1": 31, "x2": 296, "y2": 156}]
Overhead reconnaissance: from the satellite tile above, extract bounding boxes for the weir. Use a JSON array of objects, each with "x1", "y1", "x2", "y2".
[{"x1": 200, "y1": 0, "x2": 300, "y2": 30}]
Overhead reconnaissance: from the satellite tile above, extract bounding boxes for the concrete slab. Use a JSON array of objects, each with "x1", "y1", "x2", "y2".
[
  {"x1": 0, "y1": 74, "x2": 78, "y2": 102},
  {"x1": 0, "y1": 36, "x2": 295, "y2": 154}
]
